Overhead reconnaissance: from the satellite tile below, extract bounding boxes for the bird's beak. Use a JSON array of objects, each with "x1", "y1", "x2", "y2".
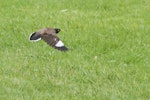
[{"x1": 60, "y1": 29, "x2": 64, "y2": 32}]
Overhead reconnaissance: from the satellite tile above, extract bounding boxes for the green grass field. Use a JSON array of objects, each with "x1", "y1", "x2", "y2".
[{"x1": 0, "y1": 0, "x2": 150, "y2": 99}]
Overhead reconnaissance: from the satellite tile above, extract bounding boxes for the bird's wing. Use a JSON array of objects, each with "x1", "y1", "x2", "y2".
[{"x1": 41, "y1": 34, "x2": 68, "y2": 51}]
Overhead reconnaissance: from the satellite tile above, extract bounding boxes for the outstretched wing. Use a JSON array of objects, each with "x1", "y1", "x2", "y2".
[{"x1": 41, "y1": 34, "x2": 68, "y2": 51}]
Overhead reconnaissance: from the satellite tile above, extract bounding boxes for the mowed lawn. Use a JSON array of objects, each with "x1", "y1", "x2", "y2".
[{"x1": 0, "y1": 0, "x2": 150, "y2": 99}]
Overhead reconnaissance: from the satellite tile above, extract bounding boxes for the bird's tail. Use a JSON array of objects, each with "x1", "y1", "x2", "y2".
[{"x1": 29, "y1": 32, "x2": 41, "y2": 42}]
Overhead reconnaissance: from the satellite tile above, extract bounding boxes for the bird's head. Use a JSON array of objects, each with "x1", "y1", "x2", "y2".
[{"x1": 55, "y1": 28, "x2": 61, "y2": 33}]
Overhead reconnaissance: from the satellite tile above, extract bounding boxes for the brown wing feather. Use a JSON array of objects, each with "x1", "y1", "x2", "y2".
[
  {"x1": 41, "y1": 34, "x2": 68, "y2": 51},
  {"x1": 41, "y1": 34, "x2": 59, "y2": 47}
]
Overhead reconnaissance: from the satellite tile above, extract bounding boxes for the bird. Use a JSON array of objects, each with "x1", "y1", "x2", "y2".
[{"x1": 29, "y1": 28, "x2": 68, "y2": 51}]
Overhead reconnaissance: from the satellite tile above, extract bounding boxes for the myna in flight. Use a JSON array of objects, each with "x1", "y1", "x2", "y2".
[{"x1": 29, "y1": 28, "x2": 68, "y2": 51}]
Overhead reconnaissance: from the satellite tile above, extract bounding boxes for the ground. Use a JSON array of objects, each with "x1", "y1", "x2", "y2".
[{"x1": 0, "y1": 0, "x2": 150, "y2": 99}]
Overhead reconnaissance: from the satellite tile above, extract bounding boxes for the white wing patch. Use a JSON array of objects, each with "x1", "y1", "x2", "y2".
[{"x1": 55, "y1": 40, "x2": 64, "y2": 47}]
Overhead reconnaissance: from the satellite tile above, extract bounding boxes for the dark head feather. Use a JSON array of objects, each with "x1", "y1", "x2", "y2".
[{"x1": 55, "y1": 28, "x2": 61, "y2": 33}]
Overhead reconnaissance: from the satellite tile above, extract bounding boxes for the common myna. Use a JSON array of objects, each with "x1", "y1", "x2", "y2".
[{"x1": 29, "y1": 28, "x2": 68, "y2": 51}]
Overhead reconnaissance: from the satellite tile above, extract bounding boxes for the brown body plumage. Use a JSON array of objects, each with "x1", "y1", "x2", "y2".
[{"x1": 29, "y1": 28, "x2": 68, "y2": 51}]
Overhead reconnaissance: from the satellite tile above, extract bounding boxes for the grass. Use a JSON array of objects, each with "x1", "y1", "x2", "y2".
[{"x1": 0, "y1": 0, "x2": 150, "y2": 99}]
